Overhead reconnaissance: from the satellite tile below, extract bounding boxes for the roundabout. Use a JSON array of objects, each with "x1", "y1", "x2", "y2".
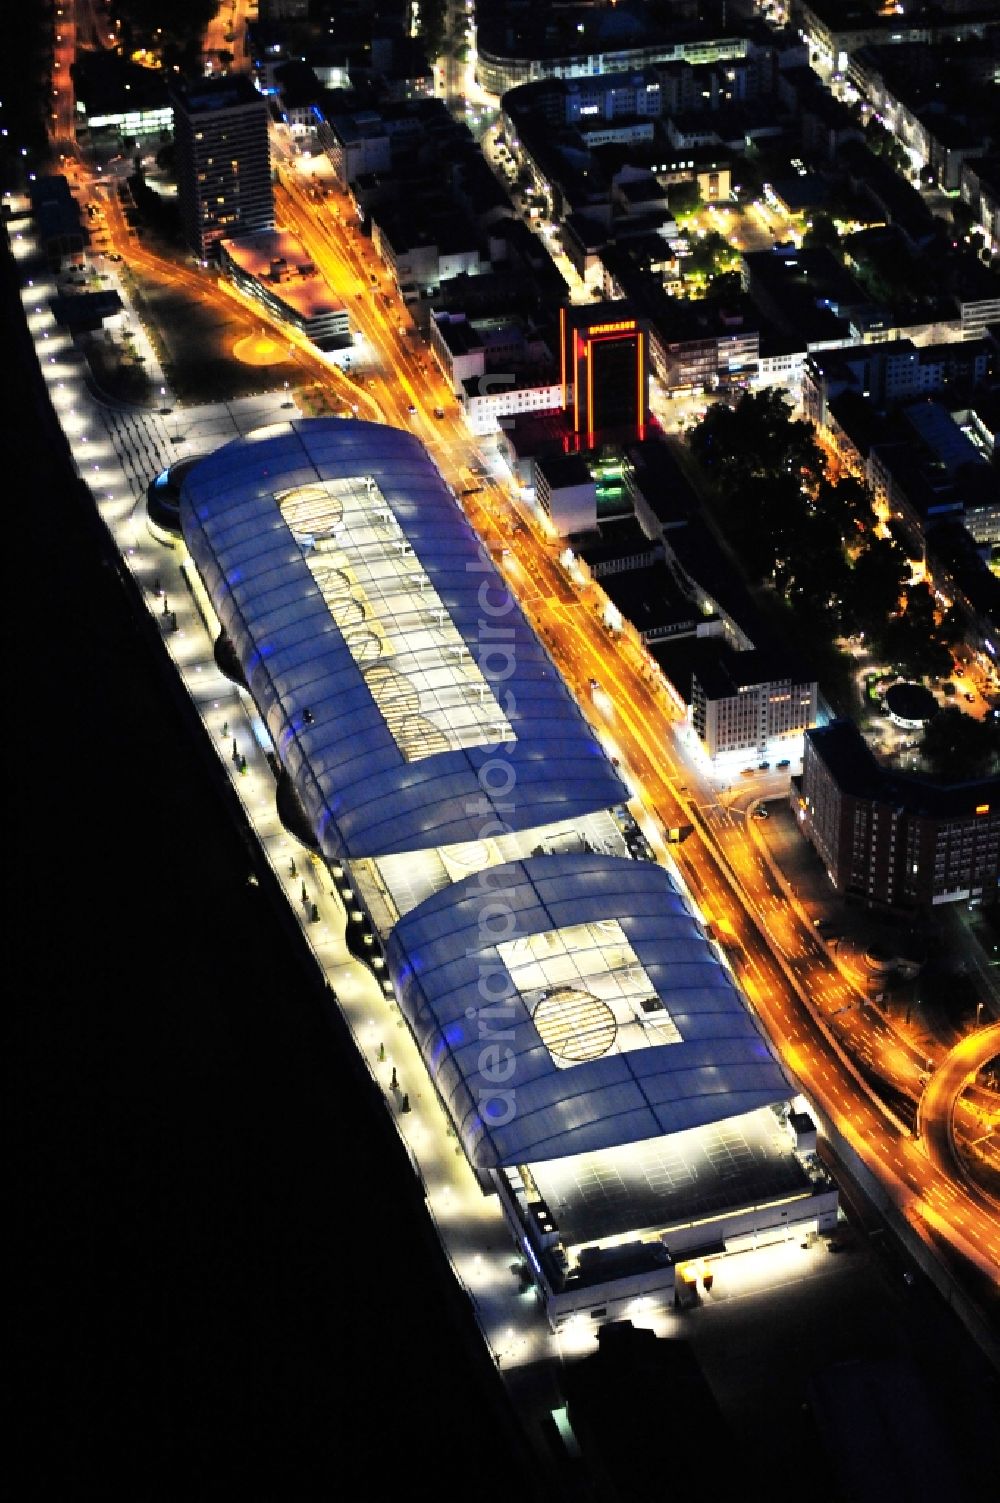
[{"x1": 232, "y1": 329, "x2": 288, "y2": 366}]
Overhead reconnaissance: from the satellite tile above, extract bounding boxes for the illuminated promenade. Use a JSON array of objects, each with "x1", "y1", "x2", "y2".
[{"x1": 20, "y1": 0, "x2": 1000, "y2": 1373}]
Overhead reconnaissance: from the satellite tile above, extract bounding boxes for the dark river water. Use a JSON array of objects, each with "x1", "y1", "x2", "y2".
[{"x1": 5, "y1": 236, "x2": 539, "y2": 1500}]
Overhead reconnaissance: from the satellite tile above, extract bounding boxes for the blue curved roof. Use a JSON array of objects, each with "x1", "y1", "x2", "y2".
[
  {"x1": 385, "y1": 853, "x2": 789, "y2": 1168},
  {"x1": 179, "y1": 419, "x2": 626, "y2": 858}
]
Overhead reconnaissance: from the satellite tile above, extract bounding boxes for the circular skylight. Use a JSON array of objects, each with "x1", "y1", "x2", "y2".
[{"x1": 533, "y1": 987, "x2": 617, "y2": 1063}]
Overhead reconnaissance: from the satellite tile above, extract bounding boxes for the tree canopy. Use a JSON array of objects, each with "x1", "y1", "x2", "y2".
[
  {"x1": 865, "y1": 118, "x2": 908, "y2": 176},
  {"x1": 841, "y1": 536, "x2": 909, "y2": 642},
  {"x1": 685, "y1": 387, "x2": 978, "y2": 722},
  {"x1": 686, "y1": 389, "x2": 895, "y2": 646},
  {"x1": 803, "y1": 213, "x2": 842, "y2": 254},
  {"x1": 921, "y1": 708, "x2": 1000, "y2": 781},
  {"x1": 112, "y1": 0, "x2": 216, "y2": 64},
  {"x1": 683, "y1": 391, "x2": 968, "y2": 669},
  {"x1": 859, "y1": 581, "x2": 958, "y2": 681},
  {"x1": 416, "y1": 0, "x2": 447, "y2": 62},
  {"x1": 668, "y1": 179, "x2": 701, "y2": 217},
  {"x1": 688, "y1": 388, "x2": 823, "y2": 499}
]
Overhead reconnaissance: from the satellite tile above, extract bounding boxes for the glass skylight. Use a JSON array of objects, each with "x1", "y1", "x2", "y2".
[
  {"x1": 277, "y1": 475, "x2": 515, "y2": 762},
  {"x1": 498, "y1": 919, "x2": 683, "y2": 1069}
]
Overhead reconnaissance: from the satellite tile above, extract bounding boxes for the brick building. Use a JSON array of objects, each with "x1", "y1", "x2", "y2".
[{"x1": 798, "y1": 720, "x2": 999, "y2": 911}]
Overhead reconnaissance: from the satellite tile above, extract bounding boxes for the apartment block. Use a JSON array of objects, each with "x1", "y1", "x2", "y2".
[
  {"x1": 172, "y1": 77, "x2": 273, "y2": 258},
  {"x1": 799, "y1": 720, "x2": 999, "y2": 911}
]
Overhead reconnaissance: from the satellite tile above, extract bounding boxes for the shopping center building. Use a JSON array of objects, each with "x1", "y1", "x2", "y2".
[{"x1": 179, "y1": 418, "x2": 838, "y2": 1326}]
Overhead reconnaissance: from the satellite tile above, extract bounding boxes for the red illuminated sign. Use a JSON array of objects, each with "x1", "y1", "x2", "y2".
[{"x1": 587, "y1": 320, "x2": 637, "y2": 336}]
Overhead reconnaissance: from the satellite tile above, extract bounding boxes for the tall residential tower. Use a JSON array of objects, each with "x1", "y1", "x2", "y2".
[{"x1": 171, "y1": 77, "x2": 273, "y2": 259}]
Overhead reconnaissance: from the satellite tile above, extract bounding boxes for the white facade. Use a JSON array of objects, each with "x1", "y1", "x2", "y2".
[
  {"x1": 319, "y1": 115, "x2": 391, "y2": 187},
  {"x1": 693, "y1": 673, "x2": 818, "y2": 761},
  {"x1": 463, "y1": 380, "x2": 562, "y2": 436},
  {"x1": 534, "y1": 461, "x2": 597, "y2": 536},
  {"x1": 960, "y1": 293, "x2": 1000, "y2": 340},
  {"x1": 371, "y1": 219, "x2": 480, "y2": 294},
  {"x1": 563, "y1": 71, "x2": 664, "y2": 124},
  {"x1": 81, "y1": 102, "x2": 173, "y2": 137},
  {"x1": 756, "y1": 347, "x2": 805, "y2": 388}
]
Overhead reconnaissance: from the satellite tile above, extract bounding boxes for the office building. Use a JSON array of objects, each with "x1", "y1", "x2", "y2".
[
  {"x1": 534, "y1": 453, "x2": 598, "y2": 535},
  {"x1": 73, "y1": 52, "x2": 173, "y2": 142},
  {"x1": 172, "y1": 77, "x2": 273, "y2": 258},
  {"x1": 219, "y1": 229, "x2": 351, "y2": 349},
  {"x1": 652, "y1": 639, "x2": 818, "y2": 766},
  {"x1": 798, "y1": 720, "x2": 999, "y2": 912},
  {"x1": 560, "y1": 303, "x2": 650, "y2": 450}
]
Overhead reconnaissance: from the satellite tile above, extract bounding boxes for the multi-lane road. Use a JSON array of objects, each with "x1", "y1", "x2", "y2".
[
  {"x1": 267, "y1": 163, "x2": 1000, "y2": 1295},
  {"x1": 50, "y1": 3, "x2": 78, "y2": 151},
  {"x1": 919, "y1": 1025, "x2": 1000, "y2": 1194},
  {"x1": 37, "y1": 7, "x2": 1000, "y2": 1304}
]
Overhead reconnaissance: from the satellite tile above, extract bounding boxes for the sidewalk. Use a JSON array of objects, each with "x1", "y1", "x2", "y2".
[{"x1": 14, "y1": 213, "x2": 581, "y2": 1424}]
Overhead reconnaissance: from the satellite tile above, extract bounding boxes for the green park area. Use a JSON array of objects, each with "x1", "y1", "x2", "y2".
[{"x1": 686, "y1": 390, "x2": 1000, "y2": 776}]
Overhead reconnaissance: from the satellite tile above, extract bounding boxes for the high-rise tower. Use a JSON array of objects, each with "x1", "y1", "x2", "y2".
[
  {"x1": 171, "y1": 77, "x2": 273, "y2": 259},
  {"x1": 560, "y1": 302, "x2": 650, "y2": 450}
]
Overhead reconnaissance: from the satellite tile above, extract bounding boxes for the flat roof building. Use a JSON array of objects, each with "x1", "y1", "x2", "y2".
[
  {"x1": 535, "y1": 453, "x2": 598, "y2": 536},
  {"x1": 797, "y1": 719, "x2": 999, "y2": 912},
  {"x1": 73, "y1": 51, "x2": 172, "y2": 140},
  {"x1": 656, "y1": 639, "x2": 818, "y2": 765},
  {"x1": 575, "y1": 516, "x2": 664, "y2": 579},
  {"x1": 599, "y1": 564, "x2": 705, "y2": 645},
  {"x1": 560, "y1": 302, "x2": 650, "y2": 450},
  {"x1": 28, "y1": 175, "x2": 87, "y2": 262},
  {"x1": 219, "y1": 228, "x2": 351, "y2": 349}
]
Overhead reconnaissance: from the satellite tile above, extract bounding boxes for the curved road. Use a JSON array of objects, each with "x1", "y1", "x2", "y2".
[
  {"x1": 918, "y1": 1023, "x2": 1000, "y2": 1211},
  {"x1": 274, "y1": 176, "x2": 1000, "y2": 1289},
  {"x1": 40, "y1": 30, "x2": 1000, "y2": 1294},
  {"x1": 92, "y1": 176, "x2": 1000, "y2": 1290}
]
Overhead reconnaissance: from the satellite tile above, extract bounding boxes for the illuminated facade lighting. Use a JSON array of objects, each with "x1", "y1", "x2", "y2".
[{"x1": 561, "y1": 304, "x2": 649, "y2": 449}]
